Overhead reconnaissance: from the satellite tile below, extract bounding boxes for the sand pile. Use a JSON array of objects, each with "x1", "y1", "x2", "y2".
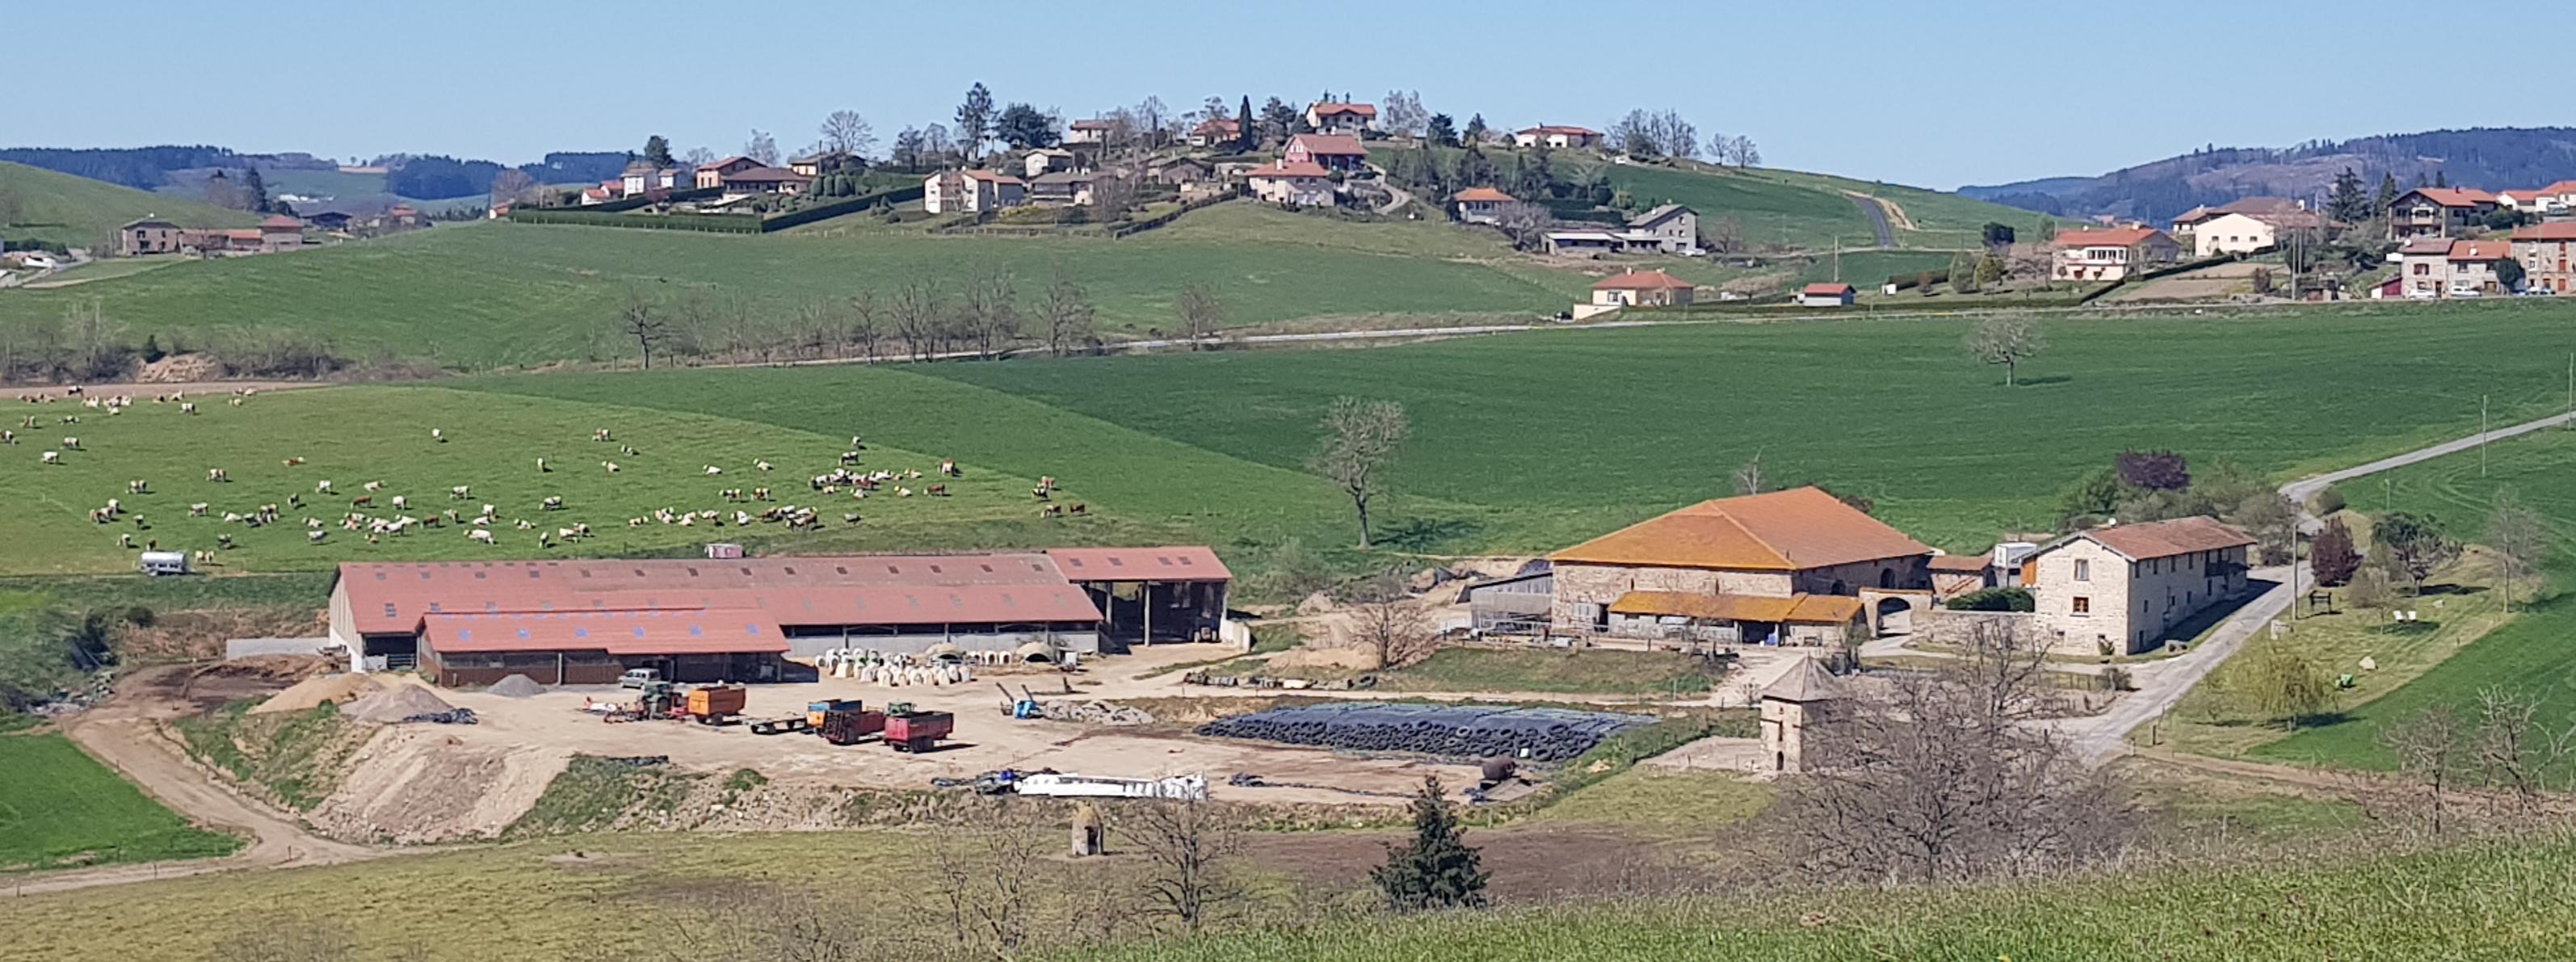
[
  {"x1": 341, "y1": 683, "x2": 458, "y2": 723},
  {"x1": 486, "y1": 674, "x2": 545, "y2": 698},
  {"x1": 252, "y1": 673, "x2": 385, "y2": 714},
  {"x1": 309, "y1": 730, "x2": 570, "y2": 843}
]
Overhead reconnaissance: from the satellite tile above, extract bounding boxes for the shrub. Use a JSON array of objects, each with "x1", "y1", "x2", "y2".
[
  {"x1": 2311, "y1": 518, "x2": 2362, "y2": 587},
  {"x1": 1947, "y1": 587, "x2": 2035, "y2": 612},
  {"x1": 2115, "y1": 449, "x2": 2191, "y2": 491},
  {"x1": 2099, "y1": 666, "x2": 2133, "y2": 691},
  {"x1": 2307, "y1": 485, "x2": 2347, "y2": 516}
]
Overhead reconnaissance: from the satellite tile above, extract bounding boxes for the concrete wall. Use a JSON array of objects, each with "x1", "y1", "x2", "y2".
[{"x1": 225, "y1": 636, "x2": 335, "y2": 661}]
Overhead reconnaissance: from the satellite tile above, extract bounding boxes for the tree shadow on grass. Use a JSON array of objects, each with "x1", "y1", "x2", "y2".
[
  {"x1": 2418, "y1": 583, "x2": 2487, "y2": 597},
  {"x1": 1375, "y1": 516, "x2": 1483, "y2": 553},
  {"x1": 2015, "y1": 374, "x2": 2074, "y2": 388}
]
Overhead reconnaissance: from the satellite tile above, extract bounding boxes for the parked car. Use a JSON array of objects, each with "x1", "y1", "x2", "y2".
[{"x1": 620, "y1": 667, "x2": 663, "y2": 688}]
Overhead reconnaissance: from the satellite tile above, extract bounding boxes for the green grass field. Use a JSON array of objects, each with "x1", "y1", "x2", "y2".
[
  {"x1": 0, "y1": 204, "x2": 1578, "y2": 370},
  {"x1": 0, "y1": 729, "x2": 242, "y2": 872},
  {"x1": 0, "y1": 162, "x2": 255, "y2": 246},
  {"x1": 2255, "y1": 427, "x2": 2576, "y2": 772},
  {"x1": 1581, "y1": 161, "x2": 2036, "y2": 250}
]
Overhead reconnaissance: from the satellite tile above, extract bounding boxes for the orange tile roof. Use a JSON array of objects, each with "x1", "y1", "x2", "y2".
[
  {"x1": 1249, "y1": 160, "x2": 1331, "y2": 179},
  {"x1": 1609, "y1": 590, "x2": 1862, "y2": 624},
  {"x1": 2512, "y1": 222, "x2": 2576, "y2": 241},
  {"x1": 1550, "y1": 486, "x2": 1934, "y2": 571},
  {"x1": 1591, "y1": 270, "x2": 1695, "y2": 292},
  {"x1": 1310, "y1": 102, "x2": 1376, "y2": 117},
  {"x1": 2055, "y1": 226, "x2": 2166, "y2": 247},
  {"x1": 1288, "y1": 133, "x2": 1368, "y2": 157},
  {"x1": 2540, "y1": 180, "x2": 2576, "y2": 196},
  {"x1": 2073, "y1": 516, "x2": 2255, "y2": 561},
  {"x1": 1928, "y1": 553, "x2": 1990, "y2": 573},
  {"x1": 1452, "y1": 187, "x2": 1515, "y2": 203},
  {"x1": 2450, "y1": 240, "x2": 2511, "y2": 261},
  {"x1": 1802, "y1": 283, "x2": 1855, "y2": 296},
  {"x1": 2411, "y1": 187, "x2": 2498, "y2": 207}
]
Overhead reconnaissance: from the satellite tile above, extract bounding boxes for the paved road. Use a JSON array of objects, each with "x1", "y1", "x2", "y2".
[
  {"x1": 2280, "y1": 410, "x2": 2576, "y2": 531},
  {"x1": 1844, "y1": 193, "x2": 1895, "y2": 249},
  {"x1": 2051, "y1": 568, "x2": 2293, "y2": 765}
]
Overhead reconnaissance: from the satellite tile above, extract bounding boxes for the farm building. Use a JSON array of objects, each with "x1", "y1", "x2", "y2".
[
  {"x1": 1460, "y1": 565, "x2": 1555, "y2": 635},
  {"x1": 1927, "y1": 552, "x2": 1993, "y2": 601},
  {"x1": 1578, "y1": 271, "x2": 1696, "y2": 317},
  {"x1": 1544, "y1": 486, "x2": 1937, "y2": 643},
  {"x1": 327, "y1": 548, "x2": 1230, "y2": 683},
  {"x1": 1798, "y1": 283, "x2": 1856, "y2": 307},
  {"x1": 2022, "y1": 516, "x2": 2255, "y2": 656}
]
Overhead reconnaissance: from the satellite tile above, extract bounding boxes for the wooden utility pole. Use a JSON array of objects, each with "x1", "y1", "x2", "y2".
[{"x1": 2481, "y1": 394, "x2": 2490, "y2": 477}]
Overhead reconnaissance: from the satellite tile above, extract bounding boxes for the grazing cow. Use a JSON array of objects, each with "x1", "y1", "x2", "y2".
[
  {"x1": 752, "y1": 487, "x2": 771, "y2": 501},
  {"x1": 469, "y1": 529, "x2": 494, "y2": 544},
  {"x1": 594, "y1": 428, "x2": 612, "y2": 442},
  {"x1": 0, "y1": 430, "x2": 11, "y2": 445},
  {"x1": 287, "y1": 494, "x2": 301, "y2": 508},
  {"x1": 939, "y1": 459, "x2": 958, "y2": 477},
  {"x1": 118, "y1": 534, "x2": 132, "y2": 549},
  {"x1": 619, "y1": 445, "x2": 637, "y2": 456},
  {"x1": 703, "y1": 465, "x2": 723, "y2": 476},
  {"x1": 351, "y1": 494, "x2": 373, "y2": 508},
  {"x1": 188, "y1": 502, "x2": 209, "y2": 517},
  {"x1": 839, "y1": 451, "x2": 863, "y2": 465},
  {"x1": 1068, "y1": 503, "x2": 1087, "y2": 515},
  {"x1": 541, "y1": 496, "x2": 565, "y2": 510},
  {"x1": 451, "y1": 485, "x2": 471, "y2": 499},
  {"x1": 926, "y1": 484, "x2": 948, "y2": 497},
  {"x1": 316, "y1": 480, "x2": 334, "y2": 494},
  {"x1": 61, "y1": 436, "x2": 79, "y2": 450},
  {"x1": 363, "y1": 481, "x2": 382, "y2": 492},
  {"x1": 127, "y1": 479, "x2": 148, "y2": 494},
  {"x1": 849, "y1": 435, "x2": 866, "y2": 449},
  {"x1": 537, "y1": 531, "x2": 553, "y2": 548},
  {"x1": 1040, "y1": 503, "x2": 1063, "y2": 518},
  {"x1": 843, "y1": 512, "x2": 863, "y2": 525},
  {"x1": 180, "y1": 402, "x2": 196, "y2": 414},
  {"x1": 431, "y1": 428, "x2": 445, "y2": 443},
  {"x1": 282, "y1": 456, "x2": 305, "y2": 466},
  {"x1": 207, "y1": 468, "x2": 229, "y2": 481},
  {"x1": 603, "y1": 461, "x2": 620, "y2": 473},
  {"x1": 536, "y1": 458, "x2": 549, "y2": 473},
  {"x1": 390, "y1": 495, "x2": 407, "y2": 510},
  {"x1": 515, "y1": 519, "x2": 535, "y2": 530},
  {"x1": 896, "y1": 487, "x2": 913, "y2": 498},
  {"x1": 40, "y1": 451, "x2": 58, "y2": 464},
  {"x1": 307, "y1": 531, "x2": 328, "y2": 544},
  {"x1": 754, "y1": 460, "x2": 773, "y2": 472}
]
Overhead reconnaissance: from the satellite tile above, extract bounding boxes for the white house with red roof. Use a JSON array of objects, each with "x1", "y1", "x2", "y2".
[
  {"x1": 1284, "y1": 133, "x2": 1368, "y2": 172},
  {"x1": 1514, "y1": 125, "x2": 1603, "y2": 149},
  {"x1": 924, "y1": 169, "x2": 1028, "y2": 213},
  {"x1": 1580, "y1": 270, "x2": 1696, "y2": 317},
  {"x1": 1797, "y1": 283, "x2": 1856, "y2": 307},
  {"x1": 2050, "y1": 225, "x2": 2180, "y2": 281},
  {"x1": 1246, "y1": 160, "x2": 1334, "y2": 207},
  {"x1": 1305, "y1": 102, "x2": 1376, "y2": 136},
  {"x1": 1452, "y1": 186, "x2": 1515, "y2": 225}
]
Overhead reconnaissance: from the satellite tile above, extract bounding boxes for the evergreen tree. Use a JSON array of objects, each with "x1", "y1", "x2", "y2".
[
  {"x1": 1235, "y1": 96, "x2": 1254, "y2": 153},
  {"x1": 2374, "y1": 172, "x2": 2400, "y2": 212},
  {"x1": 2328, "y1": 167, "x2": 2368, "y2": 223},
  {"x1": 241, "y1": 167, "x2": 271, "y2": 213},
  {"x1": 642, "y1": 135, "x2": 674, "y2": 167},
  {"x1": 2434, "y1": 169, "x2": 2448, "y2": 188},
  {"x1": 2311, "y1": 518, "x2": 2361, "y2": 587},
  {"x1": 1463, "y1": 113, "x2": 1487, "y2": 145},
  {"x1": 1369, "y1": 775, "x2": 1488, "y2": 912}
]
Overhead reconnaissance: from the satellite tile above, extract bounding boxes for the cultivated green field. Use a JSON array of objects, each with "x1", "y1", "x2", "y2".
[
  {"x1": 0, "y1": 729, "x2": 241, "y2": 872},
  {"x1": 0, "y1": 204, "x2": 1579, "y2": 371},
  {"x1": 2256, "y1": 427, "x2": 2576, "y2": 772},
  {"x1": 0, "y1": 161, "x2": 254, "y2": 246},
  {"x1": 1581, "y1": 161, "x2": 2035, "y2": 250}
]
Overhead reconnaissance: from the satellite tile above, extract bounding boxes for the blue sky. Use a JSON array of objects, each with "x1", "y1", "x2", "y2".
[{"x1": 16, "y1": 0, "x2": 2549, "y2": 189}]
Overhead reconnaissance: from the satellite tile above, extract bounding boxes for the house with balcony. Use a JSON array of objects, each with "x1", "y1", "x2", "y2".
[
  {"x1": 2049, "y1": 226, "x2": 2180, "y2": 281},
  {"x1": 1245, "y1": 160, "x2": 1334, "y2": 208},
  {"x1": 2387, "y1": 187, "x2": 2498, "y2": 240},
  {"x1": 1305, "y1": 102, "x2": 1376, "y2": 136},
  {"x1": 1284, "y1": 133, "x2": 1368, "y2": 172}
]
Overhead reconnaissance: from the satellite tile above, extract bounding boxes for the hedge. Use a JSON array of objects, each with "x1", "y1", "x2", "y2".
[
  {"x1": 506, "y1": 208, "x2": 759, "y2": 233},
  {"x1": 1109, "y1": 189, "x2": 1242, "y2": 238},
  {"x1": 760, "y1": 185, "x2": 926, "y2": 231}
]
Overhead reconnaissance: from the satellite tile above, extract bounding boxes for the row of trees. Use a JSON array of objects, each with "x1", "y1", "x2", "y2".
[{"x1": 611, "y1": 273, "x2": 1240, "y2": 368}]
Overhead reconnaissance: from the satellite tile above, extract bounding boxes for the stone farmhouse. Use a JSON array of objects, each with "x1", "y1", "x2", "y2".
[
  {"x1": 2509, "y1": 221, "x2": 2576, "y2": 295},
  {"x1": 1545, "y1": 486, "x2": 1936, "y2": 645},
  {"x1": 2394, "y1": 237, "x2": 2513, "y2": 299},
  {"x1": 2020, "y1": 516, "x2": 2255, "y2": 656}
]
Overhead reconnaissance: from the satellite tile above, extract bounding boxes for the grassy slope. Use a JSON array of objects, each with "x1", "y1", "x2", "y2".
[
  {"x1": 0, "y1": 730, "x2": 241, "y2": 872},
  {"x1": 1071, "y1": 837, "x2": 2576, "y2": 961},
  {"x1": 1574, "y1": 161, "x2": 2039, "y2": 250},
  {"x1": 0, "y1": 204, "x2": 1578, "y2": 370},
  {"x1": 2258, "y1": 427, "x2": 2576, "y2": 771},
  {"x1": 1, "y1": 385, "x2": 1137, "y2": 575},
  {"x1": 0, "y1": 161, "x2": 256, "y2": 246}
]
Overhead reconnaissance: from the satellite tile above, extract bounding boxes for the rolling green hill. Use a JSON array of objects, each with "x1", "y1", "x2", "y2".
[
  {"x1": 0, "y1": 161, "x2": 256, "y2": 247},
  {"x1": 1573, "y1": 159, "x2": 2040, "y2": 250},
  {"x1": 0, "y1": 204, "x2": 1582, "y2": 370}
]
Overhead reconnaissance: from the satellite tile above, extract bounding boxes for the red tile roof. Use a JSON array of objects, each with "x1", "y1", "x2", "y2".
[
  {"x1": 696, "y1": 155, "x2": 755, "y2": 171},
  {"x1": 1069, "y1": 119, "x2": 1115, "y2": 130},
  {"x1": 1310, "y1": 102, "x2": 1377, "y2": 118},
  {"x1": 1249, "y1": 160, "x2": 1332, "y2": 179},
  {"x1": 334, "y1": 554, "x2": 1077, "y2": 635},
  {"x1": 2055, "y1": 226, "x2": 2166, "y2": 247},
  {"x1": 2074, "y1": 516, "x2": 2255, "y2": 561},
  {"x1": 260, "y1": 214, "x2": 304, "y2": 229},
  {"x1": 1044, "y1": 546, "x2": 1232, "y2": 582},
  {"x1": 1928, "y1": 554, "x2": 1991, "y2": 573},
  {"x1": 1518, "y1": 125, "x2": 1602, "y2": 137},
  {"x1": 1802, "y1": 283, "x2": 1855, "y2": 296},
  {"x1": 2512, "y1": 222, "x2": 2576, "y2": 241},
  {"x1": 1452, "y1": 187, "x2": 1515, "y2": 203},
  {"x1": 2449, "y1": 240, "x2": 2512, "y2": 261},
  {"x1": 1552, "y1": 486, "x2": 1933, "y2": 571},
  {"x1": 2540, "y1": 181, "x2": 2576, "y2": 196},
  {"x1": 1287, "y1": 133, "x2": 1368, "y2": 158},
  {"x1": 2410, "y1": 187, "x2": 2498, "y2": 207},
  {"x1": 721, "y1": 166, "x2": 812, "y2": 183},
  {"x1": 1592, "y1": 270, "x2": 1695, "y2": 292},
  {"x1": 960, "y1": 169, "x2": 1025, "y2": 185},
  {"x1": 422, "y1": 609, "x2": 788, "y2": 656}
]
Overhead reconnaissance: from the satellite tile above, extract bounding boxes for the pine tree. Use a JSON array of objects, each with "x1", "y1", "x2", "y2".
[
  {"x1": 241, "y1": 167, "x2": 271, "y2": 214},
  {"x1": 2375, "y1": 173, "x2": 2400, "y2": 212},
  {"x1": 1370, "y1": 775, "x2": 1488, "y2": 912},
  {"x1": 1235, "y1": 96, "x2": 1254, "y2": 152},
  {"x1": 2434, "y1": 169, "x2": 2448, "y2": 188},
  {"x1": 2328, "y1": 167, "x2": 2366, "y2": 223}
]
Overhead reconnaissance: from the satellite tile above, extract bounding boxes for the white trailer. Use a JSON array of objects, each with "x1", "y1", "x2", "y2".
[
  {"x1": 137, "y1": 551, "x2": 190, "y2": 576},
  {"x1": 1012, "y1": 773, "x2": 1208, "y2": 801}
]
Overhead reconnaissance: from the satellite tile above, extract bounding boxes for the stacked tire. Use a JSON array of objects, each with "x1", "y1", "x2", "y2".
[{"x1": 1197, "y1": 703, "x2": 1652, "y2": 762}]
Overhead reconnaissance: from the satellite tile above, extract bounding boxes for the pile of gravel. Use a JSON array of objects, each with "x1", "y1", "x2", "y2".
[
  {"x1": 486, "y1": 674, "x2": 546, "y2": 698},
  {"x1": 342, "y1": 684, "x2": 459, "y2": 724}
]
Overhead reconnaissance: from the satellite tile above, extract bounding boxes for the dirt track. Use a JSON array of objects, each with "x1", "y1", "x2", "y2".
[
  {"x1": 0, "y1": 380, "x2": 315, "y2": 401},
  {"x1": 17, "y1": 666, "x2": 389, "y2": 896}
]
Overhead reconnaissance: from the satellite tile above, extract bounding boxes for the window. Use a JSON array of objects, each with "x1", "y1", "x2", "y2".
[
  {"x1": 2073, "y1": 559, "x2": 2091, "y2": 582},
  {"x1": 2071, "y1": 597, "x2": 2091, "y2": 615}
]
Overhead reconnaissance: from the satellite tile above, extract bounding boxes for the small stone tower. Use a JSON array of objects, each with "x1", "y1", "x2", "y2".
[{"x1": 1759, "y1": 658, "x2": 1844, "y2": 774}]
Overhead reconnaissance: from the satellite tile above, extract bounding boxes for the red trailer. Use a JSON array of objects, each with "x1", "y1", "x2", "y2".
[
  {"x1": 817, "y1": 706, "x2": 887, "y2": 746},
  {"x1": 883, "y1": 710, "x2": 955, "y2": 753}
]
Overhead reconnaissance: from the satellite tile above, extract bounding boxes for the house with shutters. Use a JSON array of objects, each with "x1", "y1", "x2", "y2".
[
  {"x1": 2050, "y1": 226, "x2": 2180, "y2": 281},
  {"x1": 2022, "y1": 516, "x2": 2255, "y2": 656},
  {"x1": 2511, "y1": 221, "x2": 2576, "y2": 295},
  {"x1": 1305, "y1": 102, "x2": 1376, "y2": 136},
  {"x1": 1283, "y1": 133, "x2": 1368, "y2": 172},
  {"x1": 2387, "y1": 187, "x2": 2498, "y2": 240}
]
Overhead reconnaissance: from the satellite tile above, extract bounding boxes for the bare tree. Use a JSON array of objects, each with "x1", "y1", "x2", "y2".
[
  {"x1": 1774, "y1": 620, "x2": 2133, "y2": 884},
  {"x1": 1133, "y1": 95, "x2": 1170, "y2": 152},
  {"x1": 1121, "y1": 800, "x2": 1246, "y2": 935},
  {"x1": 489, "y1": 169, "x2": 536, "y2": 205},
  {"x1": 745, "y1": 128, "x2": 780, "y2": 166},
  {"x1": 1088, "y1": 172, "x2": 1139, "y2": 221},
  {"x1": 2486, "y1": 489, "x2": 2552, "y2": 610},
  {"x1": 620, "y1": 289, "x2": 667, "y2": 369},
  {"x1": 1964, "y1": 316, "x2": 2045, "y2": 386},
  {"x1": 660, "y1": 885, "x2": 902, "y2": 962},
  {"x1": 818, "y1": 109, "x2": 876, "y2": 157},
  {"x1": 1176, "y1": 284, "x2": 1223, "y2": 349},
  {"x1": 928, "y1": 828, "x2": 1047, "y2": 960},
  {"x1": 1038, "y1": 271, "x2": 1097, "y2": 357},
  {"x1": 963, "y1": 267, "x2": 1021, "y2": 359},
  {"x1": 1490, "y1": 201, "x2": 1551, "y2": 250},
  {"x1": 847, "y1": 292, "x2": 885, "y2": 360},
  {"x1": 1732, "y1": 452, "x2": 1766, "y2": 495},
  {"x1": 1351, "y1": 597, "x2": 1435, "y2": 669},
  {"x1": 1307, "y1": 397, "x2": 1410, "y2": 548},
  {"x1": 2379, "y1": 704, "x2": 2464, "y2": 837},
  {"x1": 891, "y1": 280, "x2": 943, "y2": 361},
  {"x1": 681, "y1": 145, "x2": 717, "y2": 167},
  {"x1": 212, "y1": 916, "x2": 356, "y2": 962},
  {"x1": 1704, "y1": 214, "x2": 1746, "y2": 255}
]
